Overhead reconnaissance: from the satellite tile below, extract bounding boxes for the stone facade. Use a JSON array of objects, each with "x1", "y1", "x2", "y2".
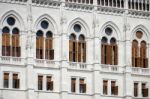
[{"x1": 0, "y1": 0, "x2": 150, "y2": 99}]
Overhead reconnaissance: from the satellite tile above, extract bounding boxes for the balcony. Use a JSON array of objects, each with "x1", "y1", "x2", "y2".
[
  {"x1": 35, "y1": 59, "x2": 59, "y2": 68},
  {"x1": 101, "y1": 64, "x2": 123, "y2": 73},
  {"x1": 68, "y1": 62, "x2": 92, "y2": 71},
  {"x1": 132, "y1": 67, "x2": 150, "y2": 75},
  {"x1": 0, "y1": 56, "x2": 25, "y2": 65}
]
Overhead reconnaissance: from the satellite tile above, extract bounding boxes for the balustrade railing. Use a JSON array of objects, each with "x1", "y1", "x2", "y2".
[
  {"x1": 101, "y1": 64, "x2": 123, "y2": 73},
  {"x1": 0, "y1": 56, "x2": 25, "y2": 65},
  {"x1": 0, "y1": 0, "x2": 150, "y2": 14},
  {"x1": 32, "y1": 0, "x2": 61, "y2": 7},
  {"x1": 69, "y1": 62, "x2": 91, "y2": 70},
  {"x1": 0, "y1": 0, "x2": 27, "y2": 3},
  {"x1": 65, "y1": 0, "x2": 93, "y2": 5},
  {"x1": 132, "y1": 67, "x2": 150, "y2": 75},
  {"x1": 35, "y1": 59, "x2": 56, "y2": 67}
]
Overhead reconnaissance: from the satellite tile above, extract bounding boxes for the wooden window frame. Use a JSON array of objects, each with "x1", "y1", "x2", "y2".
[
  {"x1": 71, "y1": 78, "x2": 76, "y2": 92},
  {"x1": 38, "y1": 75, "x2": 43, "y2": 90},
  {"x1": 103, "y1": 80, "x2": 108, "y2": 95},
  {"x1": 46, "y1": 76, "x2": 53, "y2": 91},
  {"x1": 79, "y1": 78, "x2": 86, "y2": 93},
  {"x1": 4, "y1": 73, "x2": 9, "y2": 88},
  {"x1": 111, "y1": 81, "x2": 118, "y2": 95},
  {"x1": 12, "y1": 74, "x2": 20, "y2": 89}
]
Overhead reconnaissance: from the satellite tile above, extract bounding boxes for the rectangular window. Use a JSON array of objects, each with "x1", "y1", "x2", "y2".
[
  {"x1": 103, "y1": 80, "x2": 108, "y2": 95},
  {"x1": 71, "y1": 78, "x2": 76, "y2": 92},
  {"x1": 111, "y1": 81, "x2": 118, "y2": 95},
  {"x1": 4, "y1": 73, "x2": 9, "y2": 88},
  {"x1": 12, "y1": 74, "x2": 20, "y2": 89},
  {"x1": 134, "y1": 83, "x2": 138, "y2": 97},
  {"x1": 79, "y1": 79, "x2": 86, "y2": 93},
  {"x1": 38, "y1": 75, "x2": 43, "y2": 90},
  {"x1": 142, "y1": 83, "x2": 148, "y2": 97},
  {"x1": 46, "y1": 76, "x2": 53, "y2": 91}
]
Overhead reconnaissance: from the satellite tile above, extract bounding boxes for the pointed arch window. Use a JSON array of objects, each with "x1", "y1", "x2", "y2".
[
  {"x1": 101, "y1": 37, "x2": 108, "y2": 64},
  {"x1": 45, "y1": 31, "x2": 54, "y2": 60},
  {"x1": 101, "y1": 27, "x2": 118, "y2": 65},
  {"x1": 132, "y1": 31, "x2": 148, "y2": 68},
  {"x1": 36, "y1": 20, "x2": 54, "y2": 60},
  {"x1": 12, "y1": 28, "x2": 20, "y2": 57},
  {"x1": 132, "y1": 40, "x2": 139, "y2": 67},
  {"x1": 110, "y1": 38, "x2": 118, "y2": 65},
  {"x1": 101, "y1": 37, "x2": 118, "y2": 65},
  {"x1": 78, "y1": 35, "x2": 86, "y2": 62},
  {"x1": 69, "y1": 34, "x2": 77, "y2": 62},
  {"x1": 2, "y1": 17, "x2": 21, "y2": 57},
  {"x1": 140, "y1": 41, "x2": 148, "y2": 68},
  {"x1": 36, "y1": 30, "x2": 44, "y2": 59},
  {"x1": 2, "y1": 27, "x2": 11, "y2": 56}
]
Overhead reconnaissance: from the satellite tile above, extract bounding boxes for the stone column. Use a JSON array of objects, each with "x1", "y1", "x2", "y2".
[
  {"x1": 124, "y1": 0, "x2": 128, "y2": 9},
  {"x1": 93, "y1": 0, "x2": 97, "y2": 5}
]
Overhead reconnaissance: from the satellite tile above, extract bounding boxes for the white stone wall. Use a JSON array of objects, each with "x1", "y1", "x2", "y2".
[{"x1": 0, "y1": 0, "x2": 150, "y2": 99}]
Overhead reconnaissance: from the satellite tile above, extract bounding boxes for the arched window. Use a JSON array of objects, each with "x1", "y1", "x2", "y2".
[
  {"x1": 36, "y1": 30, "x2": 44, "y2": 59},
  {"x1": 2, "y1": 27, "x2": 10, "y2": 56},
  {"x1": 69, "y1": 34, "x2": 77, "y2": 62},
  {"x1": 45, "y1": 31, "x2": 54, "y2": 60},
  {"x1": 101, "y1": 27, "x2": 118, "y2": 65},
  {"x1": 69, "y1": 24, "x2": 86, "y2": 63},
  {"x1": 101, "y1": 37, "x2": 118, "y2": 65},
  {"x1": 132, "y1": 31, "x2": 148, "y2": 68},
  {"x1": 110, "y1": 38, "x2": 118, "y2": 65},
  {"x1": 78, "y1": 35, "x2": 86, "y2": 62},
  {"x1": 140, "y1": 41, "x2": 148, "y2": 68},
  {"x1": 132, "y1": 40, "x2": 139, "y2": 67},
  {"x1": 36, "y1": 20, "x2": 54, "y2": 60},
  {"x1": 2, "y1": 16, "x2": 21, "y2": 57},
  {"x1": 12, "y1": 28, "x2": 20, "y2": 57},
  {"x1": 101, "y1": 37, "x2": 108, "y2": 64}
]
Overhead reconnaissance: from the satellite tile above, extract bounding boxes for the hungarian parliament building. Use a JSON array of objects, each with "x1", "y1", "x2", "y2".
[{"x1": 0, "y1": 0, "x2": 150, "y2": 99}]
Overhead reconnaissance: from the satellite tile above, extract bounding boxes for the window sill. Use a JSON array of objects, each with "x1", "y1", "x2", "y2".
[
  {"x1": 68, "y1": 92, "x2": 91, "y2": 96},
  {"x1": 101, "y1": 94, "x2": 121, "y2": 98},
  {"x1": 35, "y1": 90, "x2": 56, "y2": 93},
  {"x1": 0, "y1": 88, "x2": 24, "y2": 91},
  {"x1": 133, "y1": 96, "x2": 149, "y2": 98}
]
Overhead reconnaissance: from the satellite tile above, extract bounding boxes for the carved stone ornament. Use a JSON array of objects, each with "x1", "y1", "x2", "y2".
[{"x1": 123, "y1": 23, "x2": 130, "y2": 32}]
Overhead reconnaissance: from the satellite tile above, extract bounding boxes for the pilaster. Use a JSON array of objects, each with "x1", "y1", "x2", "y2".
[
  {"x1": 148, "y1": 44, "x2": 150, "y2": 68},
  {"x1": 0, "y1": 29, "x2": 2, "y2": 57},
  {"x1": 26, "y1": 0, "x2": 35, "y2": 99},
  {"x1": 124, "y1": 40, "x2": 132, "y2": 99},
  {"x1": 59, "y1": 0, "x2": 69, "y2": 98},
  {"x1": 124, "y1": 66, "x2": 132, "y2": 99}
]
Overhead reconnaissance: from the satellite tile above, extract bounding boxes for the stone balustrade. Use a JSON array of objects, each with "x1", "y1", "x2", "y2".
[{"x1": 0, "y1": 56, "x2": 25, "y2": 65}]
